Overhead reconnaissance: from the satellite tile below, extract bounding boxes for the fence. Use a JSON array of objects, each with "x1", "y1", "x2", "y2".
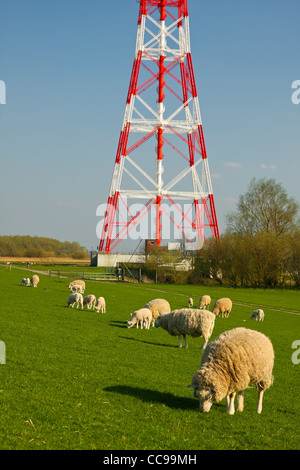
[{"x1": 48, "y1": 269, "x2": 118, "y2": 281}]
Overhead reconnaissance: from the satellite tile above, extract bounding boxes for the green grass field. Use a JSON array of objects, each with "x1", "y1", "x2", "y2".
[{"x1": 0, "y1": 265, "x2": 299, "y2": 450}]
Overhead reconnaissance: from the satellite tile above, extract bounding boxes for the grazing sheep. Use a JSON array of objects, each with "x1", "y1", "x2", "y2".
[
  {"x1": 67, "y1": 293, "x2": 83, "y2": 309},
  {"x1": 95, "y1": 296, "x2": 106, "y2": 313},
  {"x1": 250, "y1": 309, "x2": 265, "y2": 321},
  {"x1": 212, "y1": 298, "x2": 232, "y2": 318},
  {"x1": 144, "y1": 298, "x2": 171, "y2": 326},
  {"x1": 70, "y1": 284, "x2": 84, "y2": 294},
  {"x1": 127, "y1": 308, "x2": 152, "y2": 329},
  {"x1": 188, "y1": 298, "x2": 193, "y2": 307},
  {"x1": 69, "y1": 280, "x2": 85, "y2": 293},
  {"x1": 83, "y1": 294, "x2": 96, "y2": 310},
  {"x1": 155, "y1": 308, "x2": 215, "y2": 349},
  {"x1": 21, "y1": 278, "x2": 31, "y2": 287},
  {"x1": 199, "y1": 295, "x2": 211, "y2": 310},
  {"x1": 187, "y1": 327, "x2": 274, "y2": 414},
  {"x1": 30, "y1": 275, "x2": 40, "y2": 288}
]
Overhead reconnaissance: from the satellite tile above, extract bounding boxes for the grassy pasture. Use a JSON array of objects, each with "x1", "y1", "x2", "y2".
[{"x1": 0, "y1": 266, "x2": 299, "y2": 450}]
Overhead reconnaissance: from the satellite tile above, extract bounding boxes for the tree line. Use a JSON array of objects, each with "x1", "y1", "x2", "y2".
[
  {"x1": 191, "y1": 178, "x2": 300, "y2": 288},
  {"x1": 0, "y1": 235, "x2": 89, "y2": 259}
]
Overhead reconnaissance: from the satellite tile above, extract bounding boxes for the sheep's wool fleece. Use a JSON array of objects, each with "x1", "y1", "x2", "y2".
[
  {"x1": 145, "y1": 299, "x2": 171, "y2": 320},
  {"x1": 193, "y1": 327, "x2": 274, "y2": 399},
  {"x1": 158, "y1": 309, "x2": 215, "y2": 337}
]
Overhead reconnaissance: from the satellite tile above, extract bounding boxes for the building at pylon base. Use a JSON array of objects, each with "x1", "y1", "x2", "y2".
[{"x1": 99, "y1": 0, "x2": 219, "y2": 254}]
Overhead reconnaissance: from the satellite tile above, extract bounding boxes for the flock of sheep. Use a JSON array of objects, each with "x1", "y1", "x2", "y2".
[
  {"x1": 127, "y1": 296, "x2": 273, "y2": 415},
  {"x1": 67, "y1": 280, "x2": 106, "y2": 313},
  {"x1": 21, "y1": 274, "x2": 274, "y2": 415}
]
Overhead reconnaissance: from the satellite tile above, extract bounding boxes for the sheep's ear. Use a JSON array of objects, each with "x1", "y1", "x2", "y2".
[{"x1": 212, "y1": 387, "x2": 219, "y2": 393}]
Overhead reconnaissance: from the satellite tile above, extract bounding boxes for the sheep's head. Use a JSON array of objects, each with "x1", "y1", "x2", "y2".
[
  {"x1": 154, "y1": 317, "x2": 161, "y2": 328},
  {"x1": 187, "y1": 372, "x2": 221, "y2": 413}
]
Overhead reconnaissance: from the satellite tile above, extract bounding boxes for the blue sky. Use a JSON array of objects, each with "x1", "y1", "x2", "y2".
[{"x1": 1, "y1": 0, "x2": 299, "y2": 252}]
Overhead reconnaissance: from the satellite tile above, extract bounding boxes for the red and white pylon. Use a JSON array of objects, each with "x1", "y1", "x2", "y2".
[{"x1": 99, "y1": 0, "x2": 219, "y2": 254}]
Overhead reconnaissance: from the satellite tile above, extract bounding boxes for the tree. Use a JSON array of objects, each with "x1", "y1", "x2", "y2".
[{"x1": 226, "y1": 178, "x2": 299, "y2": 236}]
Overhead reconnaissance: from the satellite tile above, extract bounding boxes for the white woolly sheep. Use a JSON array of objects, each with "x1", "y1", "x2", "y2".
[
  {"x1": 144, "y1": 298, "x2": 171, "y2": 326},
  {"x1": 95, "y1": 296, "x2": 106, "y2": 313},
  {"x1": 188, "y1": 298, "x2": 193, "y2": 307},
  {"x1": 127, "y1": 308, "x2": 152, "y2": 329},
  {"x1": 70, "y1": 284, "x2": 84, "y2": 294},
  {"x1": 69, "y1": 280, "x2": 85, "y2": 293},
  {"x1": 67, "y1": 293, "x2": 83, "y2": 309},
  {"x1": 83, "y1": 294, "x2": 96, "y2": 310},
  {"x1": 250, "y1": 309, "x2": 265, "y2": 321},
  {"x1": 155, "y1": 308, "x2": 215, "y2": 349},
  {"x1": 21, "y1": 278, "x2": 31, "y2": 287},
  {"x1": 199, "y1": 295, "x2": 211, "y2": 309},
  {"x1": 30, "y1": 275, "x2": 40, "y2": 288},
  {"x1": 212, "y1": 297, "x2": 232, "y2": 318},
  {"x1": 187, "y1": 327, "x2": 274, "y2": 414}
]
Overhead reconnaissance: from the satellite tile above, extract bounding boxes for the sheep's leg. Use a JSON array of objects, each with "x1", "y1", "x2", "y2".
[
  {"x1": 257, "y1": 389, "x2": 264, "y2": 414},
  {"x1": 201, "y1": 338, "x2": 207, "y2": 350},
  {"x1": 178, "y1": 336, "x2": 182, "y2": 348},
  {"x1": 226, "y1": 395, "x2": 230, "y2": 410},
  {"x1": 237, "y1": 390, "x2": 244, "y2": 412},
  {"x1": 183, "y1": 334, "x2": 188, "y2": 348},
  {"x1": 227, "y1": 392, "x2": 236, "y2": 415}
]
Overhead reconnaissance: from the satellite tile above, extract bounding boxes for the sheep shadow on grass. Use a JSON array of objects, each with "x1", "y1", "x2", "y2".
[
  {"x1": 119, "y1": 335, "x2": 178, "y2": 349},
  {"x1": 103, "y1": 385, "x2": 196, "y2": 411}
]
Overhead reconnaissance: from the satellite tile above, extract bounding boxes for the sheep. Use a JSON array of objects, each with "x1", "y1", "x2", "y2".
[
  {"x1": 68, "y1": 280, "x2": 85, "y2": 293},
  {"x1": 212, "y1": 297, "x2": 232, "y2": 318},
  {"x1": 199, "y1": 295, "x2": 211, "y2": 310},
  {"x1": 188, "y1": 298, "x2": 193, "y2": 308},
  {"x1": 83, "y1": 294, "x2": 96, "y2": 310},
  {"x1": 127, "y1": 308, "x2": 152, "y2": 329},
  {"x1": 70, "y1": 284, "x2": 84, "y2": 294},
  {"x1": 30, "y1": 275, "x2": 40, "y2": 288},
  {"x1": 67, "y1": 293, "x2": 83, "y2": 309},
  {"x1": 21, "y1": 278, "x2": 31, "y2": 287},
  {"x1": 144, "y1": 298, "x2": 171, "y2": 326},
  {"x1": 187, "y1": 327, "x2": 274, "y2": 414},
  {"x1": 250, "y1": 309, "x2": 265, "y2": 321},
  {"x1": 155, "y1": 308, "x2": 215, "y2": 349},
  {"x1": 95, "y1": 296, "x2": 106, "y2": 313}
]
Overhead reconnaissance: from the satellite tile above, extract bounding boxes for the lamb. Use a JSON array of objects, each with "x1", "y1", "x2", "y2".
[
  {"x1": 250, "y1": 309, "x2": 265, "y2": 321},
  {"x1": 127, "y1": 308, "x2": 152, "y2": 329},
  {"x1": 199, "y1": 295, "x2": 211, "y2": 310},
  {"x1": 21, "y1": 278, "x2": 31, "y2": 286},
  {"x1": 212, "y1": 297, "x2": 232, "y2": 318},
  {"x1": 83, "y1": 294, "x2": 96, "y2": 310},
  {"x1": 144, "y1": 298, "x2": 171, "y2": 326},
  {"x1": 188, "y1": 298, "x2": 193, "y2": 307},
  {"x1": 70, "y1": 284, "x2": 84, "y2": 294},
  {"x1": 67, "y1": 293, "x2": 83, "y2": 309},
  {"x1": 187, "y1": 327, "x2": 274, "y2": 414},
  {"x1": 68, "y1": 280, "x2": 85, "y2": 293},
  {"x1": 155, "y1": 308, "x2": 215, "y2": 349},
  {"x1": 30, "y1": 275, "x2": 40, "y2": 288},
  {"x1": 95, "y1": 296, "x2": 106, "y2": 313}
]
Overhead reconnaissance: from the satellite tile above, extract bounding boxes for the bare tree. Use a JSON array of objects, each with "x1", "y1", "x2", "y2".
[{"x1": 226, "y1": 178, "x2": 299, "y2": 236}]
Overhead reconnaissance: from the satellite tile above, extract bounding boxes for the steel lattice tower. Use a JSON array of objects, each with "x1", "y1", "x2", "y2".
[{"x1": 99, "y1": 0, "x2": 219, "y2": 254}]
